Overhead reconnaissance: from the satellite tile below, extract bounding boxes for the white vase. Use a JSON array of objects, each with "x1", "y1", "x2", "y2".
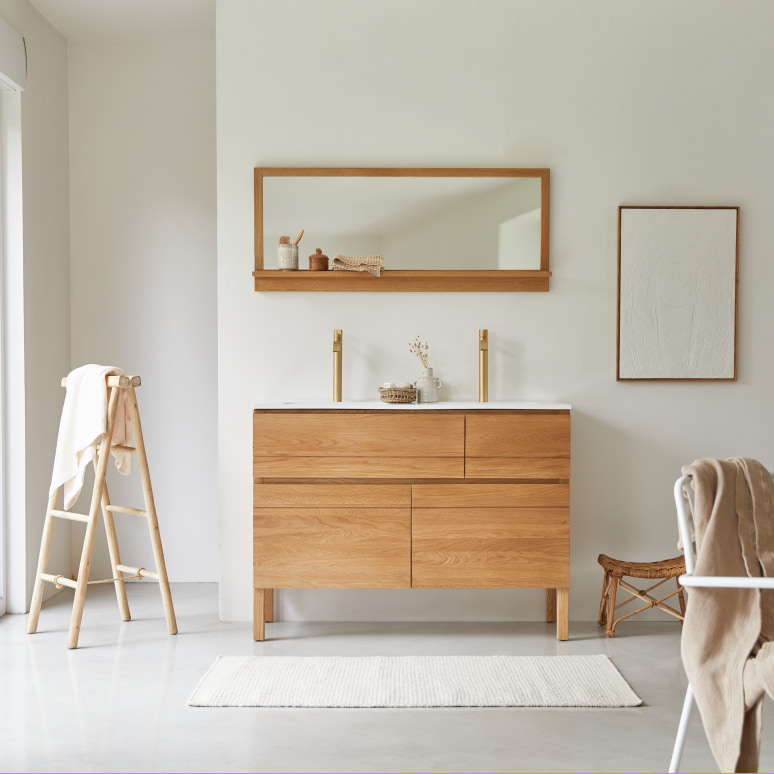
[{"x1": 414, "y1": 367, "x2": 442, "y2": 403}]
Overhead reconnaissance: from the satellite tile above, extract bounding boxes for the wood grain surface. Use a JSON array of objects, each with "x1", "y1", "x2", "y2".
[
  {"x1": 254, "y1": 507, "x2": 411, "y2": 588},
  {"x1": 412, "y1": 483, "x2": 569, "y2": 508},
  {"x1": 254, "y1": 413, "x2": 464, "y2": 478},
  {"x1": 412, "y1": 507, "x2": 569, "y2": 588},
  {"x1": 466, "y1": 414, "x2": 570, "y2": 479},
  {"x1": 255, "y1": 484, "x2": 411, "y2": 508}
]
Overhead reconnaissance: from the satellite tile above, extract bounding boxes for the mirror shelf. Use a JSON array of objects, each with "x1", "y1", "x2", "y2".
[
  {"x1": 253, "y1": 167, "x2": 551, "y2": 293},
  {"x1": 252, "y1": 269, "x2": 550, "y2": 292}
]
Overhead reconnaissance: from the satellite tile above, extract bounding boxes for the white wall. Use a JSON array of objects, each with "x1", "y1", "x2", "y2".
[
  {"x1": 68, "y1": 42, "x2": 218, "y2": 582},
  {"x1": 0, "y1": 0, "x2": 71, "y2": 612},
  {"x1": 217, "y1": 0, "x2": 774, "y2": 623}
]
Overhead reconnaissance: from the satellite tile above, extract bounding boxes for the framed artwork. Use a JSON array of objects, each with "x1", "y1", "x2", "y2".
[{"x1": 617, "y1": 206, "x2": 739, "y2": 381}]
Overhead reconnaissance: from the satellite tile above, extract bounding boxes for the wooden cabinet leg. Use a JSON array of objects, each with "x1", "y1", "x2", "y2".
[
  {"x1": 254, "y1": 588, "x2": 265, "y2": 641},
  {"x1": 545, "y1": 589, "x2": 557, "y2": 622},
  {"x1": 556, "y1": 587, "x2": 569, "y2": 641},
  {"x1": 264, "y1": 588, "x2": 274, "y2": 622}
]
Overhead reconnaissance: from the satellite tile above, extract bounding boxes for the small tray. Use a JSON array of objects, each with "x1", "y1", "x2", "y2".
[{"x1": 378, "y1": 387, "x2": 417, "y2": 404}]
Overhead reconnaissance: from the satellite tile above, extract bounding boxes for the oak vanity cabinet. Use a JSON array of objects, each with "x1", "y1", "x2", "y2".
[{"x1": 253, "y1": 408, "x2": 570, "y2": 641}]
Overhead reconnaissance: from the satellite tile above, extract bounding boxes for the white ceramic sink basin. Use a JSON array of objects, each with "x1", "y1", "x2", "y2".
[{"x1": 252, "y1": 400, "x2": 571, "y2": 410}]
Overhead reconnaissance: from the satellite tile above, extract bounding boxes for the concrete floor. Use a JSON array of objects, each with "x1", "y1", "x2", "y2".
[{"x1": 1, "y1": 583, "x2": 771, "y2": 773}]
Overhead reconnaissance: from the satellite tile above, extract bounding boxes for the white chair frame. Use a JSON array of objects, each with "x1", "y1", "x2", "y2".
[{"x1": 669, "y1": 474, "x2": 774, "y2": 772}]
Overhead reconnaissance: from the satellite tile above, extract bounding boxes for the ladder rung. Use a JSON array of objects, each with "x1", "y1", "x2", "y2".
[
  {"x1": 61, "y1": 374, "x2": 140, "y2": 388},
  {"x1": 105, "y1": 505, "x2": 148, "y2": 517},
  {"x1": 41, "y1": 573, "x2": 77, "y2": 589},
  {"x1": 116, "y1": 564, "x2": 159, "y2": 580},
  {"x1": 102, "y1": 444, "x2": 137, "y2": 455},
  {"x1": 49, "y1": 509, "x2": 90, "y2": 523}
]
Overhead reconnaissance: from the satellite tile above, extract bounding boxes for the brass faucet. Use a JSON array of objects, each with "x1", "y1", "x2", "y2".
[
  {"x1": 479, "y1": 329, "x2": 488, "y2": 402},
  {"x1": 333, "y1": 329, "x2": 342, "y2": 402}
]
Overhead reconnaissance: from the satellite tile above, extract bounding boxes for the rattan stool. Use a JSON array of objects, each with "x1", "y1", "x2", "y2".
[{"x1": 597, "y1": 554, "x2": 686, "y2": 637}]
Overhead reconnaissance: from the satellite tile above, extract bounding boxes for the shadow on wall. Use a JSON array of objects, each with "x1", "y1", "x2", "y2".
[{"x1": 569, "y1": 408, "x2": 690, "y2": 621}]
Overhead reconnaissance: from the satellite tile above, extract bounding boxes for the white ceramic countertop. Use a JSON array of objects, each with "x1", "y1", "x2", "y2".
[{"x1": 252, "y1": 400, "x2": 571, "y2": 410}]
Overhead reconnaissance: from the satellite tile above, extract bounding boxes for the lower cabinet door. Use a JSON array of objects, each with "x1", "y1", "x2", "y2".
[
  {"x1": 254, "y1": 485, "x2": 411, "y2": 588},
  {"x1": 411, "y1": 485, "x2": 569, "y2": 589}
]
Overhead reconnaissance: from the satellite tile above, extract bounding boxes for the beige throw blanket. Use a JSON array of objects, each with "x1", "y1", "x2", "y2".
[
  {"x1": 681, "y1": 457, "x2": 774, "y2": 773},
  {"x1": 331, "y1": 254, "x2": 384, "y2": 277}
]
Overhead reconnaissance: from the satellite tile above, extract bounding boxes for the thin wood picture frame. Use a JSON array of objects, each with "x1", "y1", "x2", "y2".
[{"x1": 617, "y1": 206, "x2": 739, "y2": 381}]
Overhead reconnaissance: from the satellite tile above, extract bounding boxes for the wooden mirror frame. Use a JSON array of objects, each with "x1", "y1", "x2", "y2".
[{"x1": 253, "y1": 167, "x2": 551, "y2": 292}]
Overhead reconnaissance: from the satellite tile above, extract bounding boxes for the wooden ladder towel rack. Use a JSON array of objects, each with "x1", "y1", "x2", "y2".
[{"x1": 27, "y1": 374, "x2": 177, "y2": 649}]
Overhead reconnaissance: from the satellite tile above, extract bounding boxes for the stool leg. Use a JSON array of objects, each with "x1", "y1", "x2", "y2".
[
  {"x1": 605, "y1": 575, "x2": 620, "y2": 637},
  {"x1": 677, "y1": 579, "x2": 686, "y2": 619},
  {"x1": 597, "y1": 571, "x2": 610, "y2": 626}
]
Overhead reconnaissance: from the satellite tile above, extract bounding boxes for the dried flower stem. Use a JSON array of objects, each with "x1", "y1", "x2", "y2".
[{"x1": 408, "y1": 336, "x2": 430, "y2": 368}]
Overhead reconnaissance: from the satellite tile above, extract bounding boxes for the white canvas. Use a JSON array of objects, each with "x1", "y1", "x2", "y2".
[{"x1": 618, "y1": 208, "x2": 738, "y2": 380}]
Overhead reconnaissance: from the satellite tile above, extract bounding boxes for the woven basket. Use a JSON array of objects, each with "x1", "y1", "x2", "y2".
[{"x1": 378, "y1": 387, "x2": 417, "y2": 404}]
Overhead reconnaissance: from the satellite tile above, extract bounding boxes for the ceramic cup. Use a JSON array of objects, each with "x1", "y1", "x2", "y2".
[{"x1": 278, "y1": 243, "x2": 299, "y2": 271}]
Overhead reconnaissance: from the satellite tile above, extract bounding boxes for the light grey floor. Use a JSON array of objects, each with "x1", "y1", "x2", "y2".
[{"x1": 1, "y1": 583, "x2": 770, "y2": 773}]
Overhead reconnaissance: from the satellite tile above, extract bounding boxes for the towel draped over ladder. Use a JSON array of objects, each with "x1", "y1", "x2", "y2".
[{"x1": 49, "y1": 364, "x2": 134, "y2": 510}]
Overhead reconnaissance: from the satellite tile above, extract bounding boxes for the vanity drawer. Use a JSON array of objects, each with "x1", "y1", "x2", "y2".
[
  {"x1": 255, "y1": 484, "x2": 411, "y2": 508},
  {"x1": 465, "y1": 413, "x2": 570, "y2": 479},
  {"x1": 411, "y1": 507, "x2": 569, "y2": 589},
  {"x1": 254, "y1": 506, "x2": 411, "y2": 588},
  {"x1": 253, "y1": 412, "x2": 464, "y2": 478},
  {"x1": 412, "y1": 483, "x2": 569, "y2": 509}
]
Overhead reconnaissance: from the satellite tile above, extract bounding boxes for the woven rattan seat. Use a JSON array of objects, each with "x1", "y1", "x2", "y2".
[
  {"x1": 598, "y1": 554, "x2": 686, "y2": 580},
  {"x1": 597, "y1": 553, "x2": 686, "y2": 637}
]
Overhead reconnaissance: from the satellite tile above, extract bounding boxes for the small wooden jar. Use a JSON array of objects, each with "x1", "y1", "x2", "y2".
[{"x1": 309, "y1": 248, "x2": 329, "y2": 271}]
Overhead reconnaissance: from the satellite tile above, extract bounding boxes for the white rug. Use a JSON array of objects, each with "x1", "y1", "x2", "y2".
[{"x1": 188, "y1": 654, "x2": 641, "y2": 708}]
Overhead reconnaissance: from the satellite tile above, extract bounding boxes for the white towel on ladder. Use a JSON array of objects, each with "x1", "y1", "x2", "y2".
[{"x1": 49, "y1": 364, "x2": 134, "y2": 510}]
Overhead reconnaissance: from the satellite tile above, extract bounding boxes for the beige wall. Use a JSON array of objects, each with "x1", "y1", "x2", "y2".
[
  {"x1": 217, "y1": 0, "x2": 774, "y2": 622},
  {"x1": 0, "y1": 0, "x2": 70, "y2": 612},
  {"x1": 67, "y1": 41, "x2": 218, "y2": 582}
]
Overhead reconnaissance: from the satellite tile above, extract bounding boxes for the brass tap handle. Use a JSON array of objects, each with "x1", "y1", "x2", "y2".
[
  {"x1": 333, "y1": 329, "x2": 342, "y2": 402},
  {"x1": 479, "y1": 329, "x2": 488, "y2": 403},
  {"x1": 479, "y1": 329, "x2": 489, "y2": 350}
]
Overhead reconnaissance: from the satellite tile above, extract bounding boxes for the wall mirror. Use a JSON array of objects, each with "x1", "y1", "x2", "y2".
[{"x1": 254, "y1": 167, "x2": 550, "y2": 292}]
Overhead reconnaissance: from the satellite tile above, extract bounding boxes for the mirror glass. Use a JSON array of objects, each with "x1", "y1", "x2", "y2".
[{"x1": 260, "y1": 171, "x2": 546, "y2": 271}]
